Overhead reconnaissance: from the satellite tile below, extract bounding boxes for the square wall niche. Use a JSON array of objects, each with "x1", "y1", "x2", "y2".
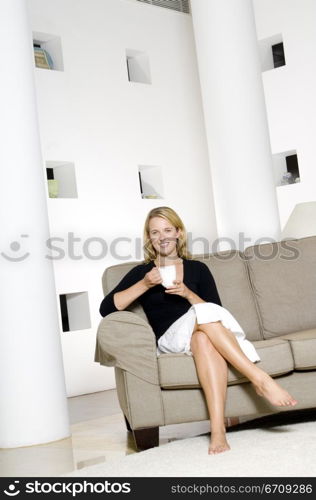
[
  {"x1": 259, "y1": 34, "x2": 286, "y2": 72},
  {"x1": 59, "y1": 292, "x2": 91, "y2": 332},
  {"x1": 138, "y1": 165, "x2": 164, "y2": 199},
  {"x1": 137, "y1": 0, "x2": 191, "y2": 14},
  {"x1": 273, "y1": 150, "x2": 301, "y2": 187},
  {"x1": 33, "y1": 31, "x2": 64, "y2": 71},
  {"x1": 126, "y1": 49, "x2": 151, "y2": 84},
  {"x1": 46, "y1": 161, "x2": 78, "y2": 198}
]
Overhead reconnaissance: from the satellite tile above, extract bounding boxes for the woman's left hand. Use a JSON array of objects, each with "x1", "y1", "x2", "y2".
[{"x1": 164, "y1": 280, "x2": 191, "y2": 299}]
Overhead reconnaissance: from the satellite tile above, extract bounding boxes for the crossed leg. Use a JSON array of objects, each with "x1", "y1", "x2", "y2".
[{"x1": 190, "y1": 319, "x2": 298, "y2": 455}]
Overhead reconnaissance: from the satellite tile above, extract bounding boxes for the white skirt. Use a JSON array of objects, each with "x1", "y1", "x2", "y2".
[{"x1": 157, "y1": 302, "x2": 261, "y2": 363}]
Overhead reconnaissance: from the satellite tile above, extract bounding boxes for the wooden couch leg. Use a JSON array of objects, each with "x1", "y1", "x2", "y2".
[
  {"x1": 124, "y1": 415, "x2": 132, "y2": 432},
  {"x1": 133, "y1": 426, "x2": 159, "y2": 451}
]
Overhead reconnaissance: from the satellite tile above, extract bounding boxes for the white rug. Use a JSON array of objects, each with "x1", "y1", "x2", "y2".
[{"x1": 65, "y1": 420, "x2": 316, "y2": 477}]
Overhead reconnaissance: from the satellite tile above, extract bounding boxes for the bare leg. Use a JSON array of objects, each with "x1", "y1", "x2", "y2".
[
  {"x1": 198, "y1": 320, "x2": 298, "y2": 408},
  {"x1": 190, "y1": 330, "x2": 231, "y2": 455}
]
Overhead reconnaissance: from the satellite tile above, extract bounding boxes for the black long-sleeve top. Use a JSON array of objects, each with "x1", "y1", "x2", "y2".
[{"x1": 99, "y1": 257, "x2": 222, "y2": 342}]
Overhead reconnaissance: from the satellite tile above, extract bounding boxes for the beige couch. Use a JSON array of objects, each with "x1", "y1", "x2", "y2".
[{"x1": 95, "y1": 236, "x2": 316, "y2": 450}]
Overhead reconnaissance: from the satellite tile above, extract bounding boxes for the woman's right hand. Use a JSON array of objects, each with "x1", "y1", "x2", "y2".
[{"x1": 143, "y1": 267, "x2": 163, "y2": 289}]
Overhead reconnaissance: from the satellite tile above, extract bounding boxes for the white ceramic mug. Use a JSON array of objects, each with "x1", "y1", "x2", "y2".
[{"x1": 158, "y1": 265, "x2": 176, "y2": 288}]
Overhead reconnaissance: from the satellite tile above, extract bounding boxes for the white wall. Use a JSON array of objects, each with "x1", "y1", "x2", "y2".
[
  {"x1": 253, "y1": 0, "x2": 316, "y2": 228},
  {"x1": 27, "y1": 0, "x2": 218, "y2": 396}
]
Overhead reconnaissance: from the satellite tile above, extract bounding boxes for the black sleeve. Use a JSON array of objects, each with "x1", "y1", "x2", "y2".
[
  {"x1": 197, "y1": 261, "x2": 222, "y2": 306},
  {"x1": 99, "y1": 264, "x2": 144, "y2": 317}
]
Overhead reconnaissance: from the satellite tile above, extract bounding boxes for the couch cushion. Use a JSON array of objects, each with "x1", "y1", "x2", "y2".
[
  {"x1": 244, "y1": 236, "x2": 316, "y2": 339},
  {"x1": 278, "y1": 329, "x2": 316, "y2": 370},
  {"x1": 196, "y1": 250, "x2": 262, "y2": 341},
  {"x1": 158, "y1": 337, "x2": 294, "y2": 389}
]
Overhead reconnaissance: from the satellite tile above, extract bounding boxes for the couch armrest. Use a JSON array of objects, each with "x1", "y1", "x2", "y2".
[{"x1": 95, "y1": 311, "x2": 159, "y2": 385}]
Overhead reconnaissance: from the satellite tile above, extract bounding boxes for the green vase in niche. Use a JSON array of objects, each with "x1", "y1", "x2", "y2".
[{"x1": 48, "y1": 179, "x2": 59, "y2": 198}]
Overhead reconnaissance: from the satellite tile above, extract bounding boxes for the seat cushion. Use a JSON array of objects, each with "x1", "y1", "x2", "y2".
[
  {"x1": 158, "y1": 337, "x2": 294, "y2": 389},
  {"x1": 278, "y1": 329, "x2": 316, "y2": 370},
  {"x1": 244, "y1": 236, "x2": 316, "y2": 339}
]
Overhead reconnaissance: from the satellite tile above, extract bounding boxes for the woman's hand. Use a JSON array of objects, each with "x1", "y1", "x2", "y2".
[
  {"x1": 164, "y1": 280, "x2": 191, "y2": 299},
  {"x1": 143, "y1": 267, "x2": 163, "y2": 289}
]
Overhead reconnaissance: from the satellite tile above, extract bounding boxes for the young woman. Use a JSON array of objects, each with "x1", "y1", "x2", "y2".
[{"x1": 100, "y1": 206, "x2": 298, "y2": 455}]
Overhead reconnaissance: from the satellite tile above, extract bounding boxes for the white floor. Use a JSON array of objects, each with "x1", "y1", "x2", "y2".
[
  {"x1": 0, "y1": 390, "x2": 211, "y2": 477},
  {"x1": 0, "y1": 389, "x2": 314, "y2": 477}
]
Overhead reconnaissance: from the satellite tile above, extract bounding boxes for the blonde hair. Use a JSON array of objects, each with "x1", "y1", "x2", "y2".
[{"x1": 143, "y1": 206, "x2": 192, "y2": 263}]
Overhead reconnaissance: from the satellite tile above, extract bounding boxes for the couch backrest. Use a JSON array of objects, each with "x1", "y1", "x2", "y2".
[
  {"x1": 102, "y1": 261, "x2": 148, "y2": 321},
  {"x1": 102, "y1": 250, "x2": 263, "y2": 341},
  {"x1": 194, "y1": 251, "x2": 262, "y2": 341},
  {"x1": 244, "y1": 236, "x2": 316, "y2": 339}
]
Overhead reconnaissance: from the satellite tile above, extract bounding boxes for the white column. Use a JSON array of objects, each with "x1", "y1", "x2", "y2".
[
  {"x1": 190, "y1": 0, "x2": 281, "y2": 250},
  {"x1": 0, "y1": 0, "x2": 69, "y2": 447}
]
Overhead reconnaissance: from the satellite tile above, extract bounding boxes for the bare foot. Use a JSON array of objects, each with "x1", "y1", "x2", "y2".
[
  {"x1": 208, "y1": 430, "x2": 231, "y2": 455},
  {"x1": 253, "y1": 373, "x2": 298, "y2": 407}
]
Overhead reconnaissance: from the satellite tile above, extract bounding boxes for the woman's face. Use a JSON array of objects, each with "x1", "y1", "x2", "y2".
[{"x1": 148, "y1": 216, "x2": 180, "y2": 258}]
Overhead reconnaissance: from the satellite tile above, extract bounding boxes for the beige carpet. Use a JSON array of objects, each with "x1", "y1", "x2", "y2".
[{"x1": 64, "y1": 419, "x2": 316, "y2": 477}]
